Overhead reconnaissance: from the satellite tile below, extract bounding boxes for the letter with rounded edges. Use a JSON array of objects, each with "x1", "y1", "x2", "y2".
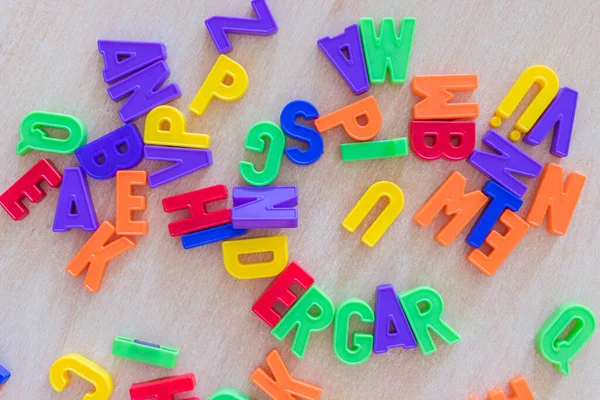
[
  {"x1": 342, "y1": 181, "x2": 404, "y2": 247},
  {"x1": 144, "y1": 105, "x2": 210, "y2": 149},
  {"x1": 48, "y1": 353, "x2": 113, "y2": 400},
  {"x1": 190, "y1": 55, "x2": 248, "y2": 116},
  {"x1": 222, "y1": 236, "x2": 288, "y2": 279},
  {"x1": 536, "y1": 302, "x2": 596, "y2": 376}
]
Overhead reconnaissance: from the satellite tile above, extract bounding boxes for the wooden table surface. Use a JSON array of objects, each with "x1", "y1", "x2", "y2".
[{"x1": 1, "y1": 0, "x2": 599, "y2": 398}]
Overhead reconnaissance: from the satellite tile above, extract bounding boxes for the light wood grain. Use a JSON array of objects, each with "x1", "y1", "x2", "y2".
[{"x1": 1, "y1": 0, "x2": 599, "y2": 398}]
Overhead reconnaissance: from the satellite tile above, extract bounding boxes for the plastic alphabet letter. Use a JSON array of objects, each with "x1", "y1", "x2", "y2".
[
  {"x1": 209, "y1": 388, "x2": 250, "y2": 400},
  {"x1": 340, "y1": 138, "x2": 408, "y2": 161},
  {"x1": 107, "y1": 61, "x2": 182, "y2": 123},
  {"x1": 130, "y1": 373, "x2": 199, "y2": 400},
  {"x1": 190, "y1": 55, "x2": 248, "y2": 116},
  {"x1": 467, "y1": 181, "x2": 523, "y2": 248},
  {"x1": 97, "y1": 40, "x2": 167, "y2": 84},
  {"x1": 53, "y1": 167, "x2": 98, "y2": 232},
  {"x1": 359, "y1": 18, "x2": 416, "y2": 84},
  {"x1": 232, "y1": 186, "x2": 298, "y2": 229},
  {"x1": 280, "y1": 100, "x2": 323, "y2": 165},
  {"x1": 116, "y1": 170, "x2": 148, "y2": 236},
  {"x1": 222, "y1": 236, "x2": 288, "y2": 279},
  {"x1": 112, "y1": 336, "x2": 179, "y2": 368},
  {"x1": 413, "y1": 171, "x2": 487, "y2": 246},
  {"x1": 205, "y1": 0, "x2": 278, "y2": 53},
  {"x1": 469, "y1": 376, "x2": 534, "y2": 400},
  {"x1": 399, "y1": 286, "x2": 461, "y2": 355},
  {"x1": 342, "y1": 181, "x2": 404, "y2": 247},
  {"x1": 272, "y1": 285, "x2": 335, "y2": 358},
  {"x1": 467, "y1": 210, "x2": 530, "y2": 276},
  {"x1": 536, "y1": 303, "x2": 596, "y2": 376},
  {"x1": 239, "y1": 121, "x2": 285, "y2": 186},
  {"x1": 410, "y1": 121, "x2": 476, "y2": 161},
  {"x1": 490, "y1": 65, "x2": 559, "y2": 142},
  {"x1": 76, "y1": 123, "x2": 144, "y2": 180},
  {"x1": 17, "y1": 111, "x2": 87, "y2": 156},
  {"x1": 317, "y1": 24, "x2": 369, "y2": 95},
  {"x1": 144, "y1": 105, "x2": 211, "y2": 149},
  {"x1": 48, "y1": 353, "x2": 113, "y2": 400},
  {"x1": 144, "y1": 145, "x2": 213, "y2": 188},
  {"x1": 333, "y1": 298, "x2": 375, "y2": 365},
  {"x1": 253, "y1": 261, "x2": 315, "y2": 327},
  {"x1": 412, "y1": 75, "x2": 479, "y2": 120},
  {"x1": 182, "y1": 224, "x2": 247, "y2": 249},
  {"x1": 524, "y1": 87, "x2": 578, "y2": 157},
  {"x1": 0, "y1": 364, "x2": 10, "y2": 385},
  {"x1": 251, "y1": 349, "x2": 323, "y2": 400},
  {"x1": 315, "y1": 96, "x2": 382, "y2": 141},
  {"x1": 66, "y1": 221, "x2": 136, "y2": 292},
  {"x1": 162, "y1": 185, "x2": 231, "y2": 236},
  {"x1": 0, "y1": 159, "x2": 62, "y2": 221},
  {"x1": 469, "y1": 130, "x2": 542, "y2": 198},
  {"x1": 526, "y1": 163, "x2": 586, "y2": 236},
  {"x1": 373, "y1": 284, "x2": 417, "y2": 354}
]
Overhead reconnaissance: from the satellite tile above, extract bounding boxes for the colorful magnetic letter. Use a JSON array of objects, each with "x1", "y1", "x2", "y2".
[
  {"x1": 469, "y1": 130, "x2": 542, "y2": 198},
  {"x1": 358, "y1": 18, "x2": 415, "y2": 84},
  {"x1": 0, "y1": 364, "x2": 10, "y2": 385},
  {"x1": 162, "y1": 184, "x2": 231, "y2": 236},
  {"x1": 48, "y1": 353, "x2": 113, "y2": 400},
  {"x1": 399, "y1": 286, "x2": 460, "y2": 355},
  {"x1": 340, "y1": 138, "x2": 408, "y2": 161},
  {"x1": 0, "y1": 159, "x2": 62, "y2": 221},
  {"x1": 251, "y1": 349, "x2": 323, "y2": 400},
  {"x1": 272, "y1": 285, "x2": 335, "y2": 358},
  {"x1": 222, "y1": 236, "x2": 288, "y2": 279},
  {"x1": 526, "y1": 163, "x2": 586, "y2": 236},
  {"x1": 373, "y1": 284, "x2": 417, "y2": 354},
  {"x1": 239, "y1": 121, "x2": 285, "y2": 186},
  {"x1": 76, "y1": 123, "x2": 144, "y2": 180},
  {"x1": 470, "y1": 376, "x2": 534, "y2": 400},
  {"x1": 107, "y1": 61, "x2": 182, "y2": 123},
  {"x1": 333, "y1": 298, "x2": 375, "y2": 365},
  {"x1": 280, "y1": 100, "x2": 323, "y2": 165},
  {"x1": 144, "y1": 105, "x2": 211, "y2": 149},
  {"x1": 66, "y1": 221, "x2": 136, "y2": 292},
  {"x1": 412, "y1": 75, "x2": 479, "y2": 120},
  {"x1": 116, "y1": 170, "x2": 148, "y2": 236},
  {"x1": 524, "y1": 87, "x2": 578, "y2": 157},
  {"x1": 190, "y1": 55, "x2": 248, "y2": 116},
  {"x1": 17, "y1": 111, "x2": 87, "y2": 155},
  {"x1": 467, "y1": 181, "x2": 523, "y2": 248},
  {"x1": 536, "y1": 303, "x2": 596, "y2": 376},
  {"x1": 317, "y1": 24, "x2": 369, "y2": 95},
  {"x1": 410, "y1": 121, "x2": 475, "y2": 161},
  {"x1": 253, "y1": 261, "x2": 315, "y2": 327},
  {"x1": 112, "y1": 336, "x2": 179, "y2": 368},
  {"x1": 467, "y1": 210, "x2": 530, "y2": 276},
  {"x1": 342, "y1": 181, "x2": 404, "y2": 247},
  {"x1": 232, "y1": 186, "x2": 298, "y2": 229},
  {"x1": 209, "y1": 388, "x2": 250, "y2": 400},
  {"x1": 315, "y1": 96, "x2": 382, "y2": 141},
  {"x1": 490, "y1": 65, "x2": 559, "y2": 142},
  {"x1": 205, "y1": 0, "x2": 278, "y2": 53},
  {"x1": 97, "y1": 40, "x2": 167, "y2": 84},
  {"x1": 144, "y1": 146, "x2": 213, "y2": 188},
  {"x1": 413, "y1": 171, "x2": 487, "y2": 246},
  {"x1": 130, "y1": 373, "x2": 198, "y2": 400},
  {"x1": 182, "y1": 224, "x2": 247, "y2": 249},
  {"x1": 53, "y1": 167, "x2": 98, "y2": 232}
]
